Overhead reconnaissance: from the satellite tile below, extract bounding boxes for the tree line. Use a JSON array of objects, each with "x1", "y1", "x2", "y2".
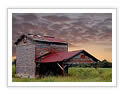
[{"x1": 70, "y1": 59, "x2": 112, "y2": 68}]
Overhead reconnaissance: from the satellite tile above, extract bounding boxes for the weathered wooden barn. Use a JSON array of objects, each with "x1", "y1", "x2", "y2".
[{"x1": 15, "y1": 34, "x2": 99, "y2": 78}]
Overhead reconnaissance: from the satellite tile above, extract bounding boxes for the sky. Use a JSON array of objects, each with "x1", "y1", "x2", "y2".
[{"x1": 12, "y1": 13, "x2": 112, "y2": 62}]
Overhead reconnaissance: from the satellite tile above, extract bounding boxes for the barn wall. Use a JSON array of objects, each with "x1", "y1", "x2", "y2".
[
  {"x1": 50, "y1": 43, "x2": 68, "y2": 52},
  {"x1": 35, "y1": 42, "x2": 50, "y2": 58},
  {"x1": 66, "y1": 52, "x2": 96, "y2": 64},
  {"x1": 16, "y1": 44, "x2": 35, "y2": 78},
  {"x1": 36, "y1": 42, "x2": 68, "y2": 58}
]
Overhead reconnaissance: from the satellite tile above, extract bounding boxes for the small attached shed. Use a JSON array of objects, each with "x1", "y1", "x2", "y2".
[{"x1": 35, "y1": 50, "x2": 99, "y2": 77}]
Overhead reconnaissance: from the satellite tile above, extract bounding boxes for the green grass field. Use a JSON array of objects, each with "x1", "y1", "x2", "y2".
[{"x1": 12, "y1": 65, "x2": 112, "y2": 82}]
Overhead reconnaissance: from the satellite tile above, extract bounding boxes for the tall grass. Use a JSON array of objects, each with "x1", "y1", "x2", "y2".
[
  {"x1": 12, "y1": 65, "x2": 16, "y2": 78},
  {"x1": 12, "y1": 65, "x2": 112, "y2": 82},
  {"x1": 68, "y1": 68, "x2": 112, "y2": 82}
]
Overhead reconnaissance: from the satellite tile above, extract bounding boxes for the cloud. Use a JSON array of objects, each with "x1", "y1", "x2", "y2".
[
  {"x1": 50, "y1": 24, "x2": 63, "y2": 30},
  {"x1": 103, "y1": 47, "x2": 112, "y2": 52},
  {"x1": 13, "y1": 13, "x2": 38, "y2": 21},
  {"x1": 19, "y1": 14, "x2": 38, "y2": 21},
  {"x1": 42, "y1": 15, "x2": 71, "y2": 22}
]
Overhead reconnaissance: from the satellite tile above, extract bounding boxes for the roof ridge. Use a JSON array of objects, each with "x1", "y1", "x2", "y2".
[{"x1": 14, "y1": 34, "x2": 67, "y2": 45}]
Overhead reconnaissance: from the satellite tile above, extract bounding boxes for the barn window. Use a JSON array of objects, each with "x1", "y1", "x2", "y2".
[{"x1": 81, "y1": 54, "x2": 85, "y2": 58}]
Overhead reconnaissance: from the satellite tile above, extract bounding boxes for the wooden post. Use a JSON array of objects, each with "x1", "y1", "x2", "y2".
[
  {"x1": 62, "y1": 64, "x2": 64, "y2": 76},
  {"x1": 96, "y1": 62, "x2": 98, "y2": 71}
]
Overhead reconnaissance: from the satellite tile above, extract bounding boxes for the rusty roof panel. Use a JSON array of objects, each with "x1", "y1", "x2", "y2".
[{"x1": 40, "y1": 50, "x2": 82, "y2": 63}]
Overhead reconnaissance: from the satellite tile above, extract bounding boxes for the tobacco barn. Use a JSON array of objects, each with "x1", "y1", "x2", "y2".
[{"x1": 15, "y1": 34, "x2": 100, "y2": 78}]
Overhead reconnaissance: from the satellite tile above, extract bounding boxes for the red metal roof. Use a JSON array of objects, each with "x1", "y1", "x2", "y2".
[{"x1": 40, "y1": 50, "x2": 82, "y2": 63}]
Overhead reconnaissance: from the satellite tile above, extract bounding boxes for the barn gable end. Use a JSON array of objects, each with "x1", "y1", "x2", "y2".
[{"x1": 65, "y1": 51, "x2": 97, "y2": 64}]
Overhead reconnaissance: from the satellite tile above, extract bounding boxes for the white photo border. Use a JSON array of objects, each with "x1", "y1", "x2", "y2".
[{"x1": 8, "y1": 8, "x2": 117, "y2": 86}]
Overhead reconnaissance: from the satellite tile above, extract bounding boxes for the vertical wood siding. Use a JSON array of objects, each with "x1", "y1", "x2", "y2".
[
  {"x1": 36, "y1": 42, "x2": 68, "y2": 58},
  {"x1": 66, "y1": 53, "x2": 96, "y2": 64},
  {"x1": 16, "y1": 44, "x2": 35, "y2": 78}
]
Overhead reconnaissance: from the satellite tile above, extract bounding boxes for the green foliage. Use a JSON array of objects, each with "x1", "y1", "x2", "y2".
[
  {"x1": 70, "y1": 59, "x2": 112, "y2": 68},
  {"x1": 12, "y1": 67, "x2": 112, "y2": 82},
  {"x1": 97, "y1": 60, "x2": 112, "y2": 68},
  {"x1": 12, "y1": 65, "x2": 16, "y2": 78},
  {"x1": 12, "y1": 59, "x2": 16, "y2": 65}
]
